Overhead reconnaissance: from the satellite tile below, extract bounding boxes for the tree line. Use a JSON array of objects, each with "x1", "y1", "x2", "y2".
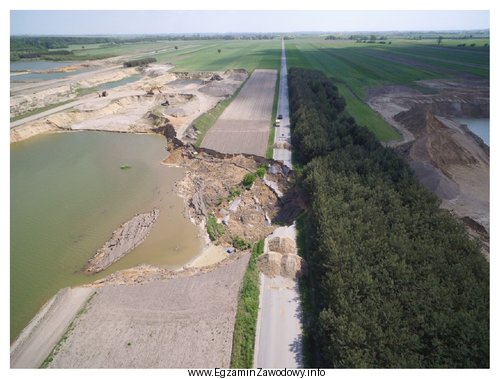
[{"x1": 289, "y1": 67, "x2": 489, "y2": 368}]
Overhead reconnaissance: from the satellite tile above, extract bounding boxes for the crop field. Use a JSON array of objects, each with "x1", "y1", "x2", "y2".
[
  {"x1": 59, "y1": 39, "x2": 281, "y2": 72},
  {"x1": 201, "y1": 69, "x2": 277, "y2": 157},
  {"x1": 285, "y1": 37, "x2": 489, "y2": 141}
]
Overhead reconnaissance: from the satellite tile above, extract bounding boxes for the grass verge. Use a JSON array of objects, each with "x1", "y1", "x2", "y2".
[
  {"x1": 10, "y1": 99, "x2": 75, "y2": 123},
  {"x1": 266, "y1": 69, "x2": 280, "y2": 159},
  {"x1": 230, "y1": 239, "x2": 264, "y2": 368},
  {"x1": 192, "y1": 76, "x2": 248, "y2": 147}
]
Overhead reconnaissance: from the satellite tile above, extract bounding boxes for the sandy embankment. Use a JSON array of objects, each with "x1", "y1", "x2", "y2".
[{"x1": 10, "y1": 287, "x2": 94, "y2": 368}]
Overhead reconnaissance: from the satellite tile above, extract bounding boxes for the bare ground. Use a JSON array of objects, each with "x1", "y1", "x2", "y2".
[
  {"x1": 46, "y1": 253, "x2": 250, "y2": 368},
  {"x1": 10, "y1": 287, "x2": 94, "y2": 368},
  {"x1": 201, "y1": 69, "x2": 277, "y2": 156},
  {"x1": 11, "y1": 67, "x2": 246, "y2": 143}
]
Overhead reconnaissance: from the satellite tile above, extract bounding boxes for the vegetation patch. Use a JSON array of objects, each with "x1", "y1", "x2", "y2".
[
  {"x1": 230, "y1": 240, "x2": 264, "y2": 368},
  {"x1": 242, "y1": 173, "x2": 257, "y2": 189},
  {"x1": 289, "y1": 67, "x2": 489, "y2": 368},
  {"x1": 207, "y1": 214, "x2": 225, "y2": 241},
  {"x1": 123, "y1": 57, "x2": 156, "y2": 67},
  {"x1": 232, "y1": 236, "x2": 251, "y2": 251}
]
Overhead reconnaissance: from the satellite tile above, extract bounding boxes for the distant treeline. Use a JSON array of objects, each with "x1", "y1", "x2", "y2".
[
  {"x1": 123, "y1": 57, "x2": 156, "y2": 67},
  {"x1": 289, "y1": 67, "x2": 489, "y2": 368}
]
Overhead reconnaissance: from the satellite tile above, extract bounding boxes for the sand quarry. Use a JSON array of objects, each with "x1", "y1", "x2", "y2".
[
  {"x1": 11, "y1": 63, "x2": 247, "y2": 143},
  {"x1": 368, "y1": 79, "x2": 490, "y2": 256},
  {"x1": 10, "y1": 56, "x2": 490, "y2": 367}
]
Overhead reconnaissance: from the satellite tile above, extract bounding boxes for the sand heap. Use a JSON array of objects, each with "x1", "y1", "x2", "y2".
[{"x1": 258, "y1": 236, "x2": 305, "y2": 279}]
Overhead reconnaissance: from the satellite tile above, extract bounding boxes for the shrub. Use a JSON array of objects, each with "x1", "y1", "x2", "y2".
[
  {"x1": 256, "y1": 166, "x2": 266, "y2": 178},
  {"x1": 242, "y1": 173, "x2": 256, "y2": 189},
  {"x1": 207, "y1": 214, "x2": 224, "y2": 241},
  {"x1": 232, "y1": 236, "x2": 251, "y2": 251}
]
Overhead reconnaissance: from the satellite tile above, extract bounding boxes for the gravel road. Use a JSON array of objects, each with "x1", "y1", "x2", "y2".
[
  {"x1": 254, "y1": 274, "x2": 303, "y2": 368},
  {"x1": 273, "y1": 39, "x2": 292, "y2": 168}
]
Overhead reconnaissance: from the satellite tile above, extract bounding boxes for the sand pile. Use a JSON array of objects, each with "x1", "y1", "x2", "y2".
[{"x1": 258, "y1": 236, "x2": 305, "y2": 279}]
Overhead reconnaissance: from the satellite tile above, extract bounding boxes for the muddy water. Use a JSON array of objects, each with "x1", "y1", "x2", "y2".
[
  {"x1": 11, "y1": 131, "x2": 201, "y2": 341},
  {"x1": 457, "y1": 118, "x2": 490, "y2": 146}
]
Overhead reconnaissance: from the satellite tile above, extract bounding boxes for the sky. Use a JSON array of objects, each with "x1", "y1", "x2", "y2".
[{"x1": 10, "y1": 10, "x2": 489, "y2": 35}]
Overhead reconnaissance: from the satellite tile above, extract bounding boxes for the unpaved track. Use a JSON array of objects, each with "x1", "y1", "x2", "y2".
[
  {"x1": 254, "y1": 224, "x2": 303, "y2": 368},
  {"x1": 254, "y1": 274, "x2": 302, "y2": 368},
  {"x1": 10, "y1": 287, "x2": 94, "y2": 368},
  {"x1": 273, "y1": 39, "x2": 292, "y2": 168},
  {"x1": 47, "y1": 253, "x2": 250, "y2": 368},
  {"x1": 202, "y1": 69, "x2": 277, "y2": 156}
]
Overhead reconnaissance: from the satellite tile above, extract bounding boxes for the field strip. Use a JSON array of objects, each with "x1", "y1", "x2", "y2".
[{"x1": 201, "y1": 69, "x2": 277, "y2": 157}]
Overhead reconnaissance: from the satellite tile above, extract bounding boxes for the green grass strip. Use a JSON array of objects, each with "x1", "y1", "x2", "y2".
[
  {"x1": 192, "y1": 76, "x2": 248, "y2": 147},
  {"x1": 230, "y1": 239, "x2": 265, "y2": 368},
  {"x1": 266, "y1": 69, "x2": 280, "y2": 159}
]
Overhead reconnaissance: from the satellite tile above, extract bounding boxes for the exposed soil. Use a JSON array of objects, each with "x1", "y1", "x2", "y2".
[
  {"x1": 11, "y1": 67, "x2": 247, "y2": 144},
  {"x1": 367, "y1": 79, "x2": 489, "y2": 257},
  {"x1": 163, "y1": 142, "x2": 302, "y2": 252},
  {"x1": 46, "y1": 253, "x2": 251, "y2": 368},
  {"x1": 201, "y1": 69, "x2": 277, "y2": 157}
]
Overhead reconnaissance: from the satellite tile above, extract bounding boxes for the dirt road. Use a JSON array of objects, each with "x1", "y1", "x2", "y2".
[
  {"x1": 273, "y1": 39, "x2": 292, "y2": 168},
  {"x1": 10, "y1": 287, "x2": 94, "y2": 368},
  {"x1": 201, "y1": 69, "x2": 277, "y2": 156},
  {"x1": 254, "y1": 225, "x2": 303, "y2": 368},
  {"x1": 254, "y1": 275, "x2": 302, "y2": 368}
]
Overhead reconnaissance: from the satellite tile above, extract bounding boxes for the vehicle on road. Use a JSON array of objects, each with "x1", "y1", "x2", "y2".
[{"x1": 277, "y1": 114, "x2": 283, "y2": 119}]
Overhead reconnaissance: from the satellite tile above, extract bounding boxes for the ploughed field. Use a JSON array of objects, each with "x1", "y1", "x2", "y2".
[{"x1": 201, "y1": 69, "x2": 277, "y2": 157}]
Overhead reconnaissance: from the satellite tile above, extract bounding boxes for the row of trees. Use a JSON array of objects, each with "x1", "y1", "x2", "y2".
[{"x1": 289, "y1": 67, "x2": 489, "y2": 368}]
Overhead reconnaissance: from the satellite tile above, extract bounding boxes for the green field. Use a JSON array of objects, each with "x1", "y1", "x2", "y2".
[
  {"x1": 284, "y1": 37, "x2": 489, "y2": 141},
  {"x1": 50, "y1": 39, "x2": 282, "y2": 72}
]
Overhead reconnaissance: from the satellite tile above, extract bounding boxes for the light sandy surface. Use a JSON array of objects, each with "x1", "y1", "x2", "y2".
[
  {"x1": 47, "y1": 253, "x2": 250, "y2": 368},
  {"x1": 202, "y1": 69, "x2": 277, "y2": 156},
  {"x1": 11, "y1": 69, "x2": 245, "y2": 143},
  {"x1": 254, "y1": 274, "x2": 303, "y2": 368},
  {"x1": 10, "y1": 287, "x2": 94, "y2": 368},
  {"x1": 188, "y1": 243, "x2": 229, "y2": 268}
]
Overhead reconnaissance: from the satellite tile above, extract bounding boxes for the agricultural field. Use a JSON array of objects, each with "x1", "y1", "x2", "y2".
[
  {"x1": 284, "y1": 37, "x2": 489, "y2": 141},
  {"x1": 201, "y1": 69, "x2": 277, "y2": 156},
  {"x1": 45, "y1": 39, "x2": 282, "y2": 73}
]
